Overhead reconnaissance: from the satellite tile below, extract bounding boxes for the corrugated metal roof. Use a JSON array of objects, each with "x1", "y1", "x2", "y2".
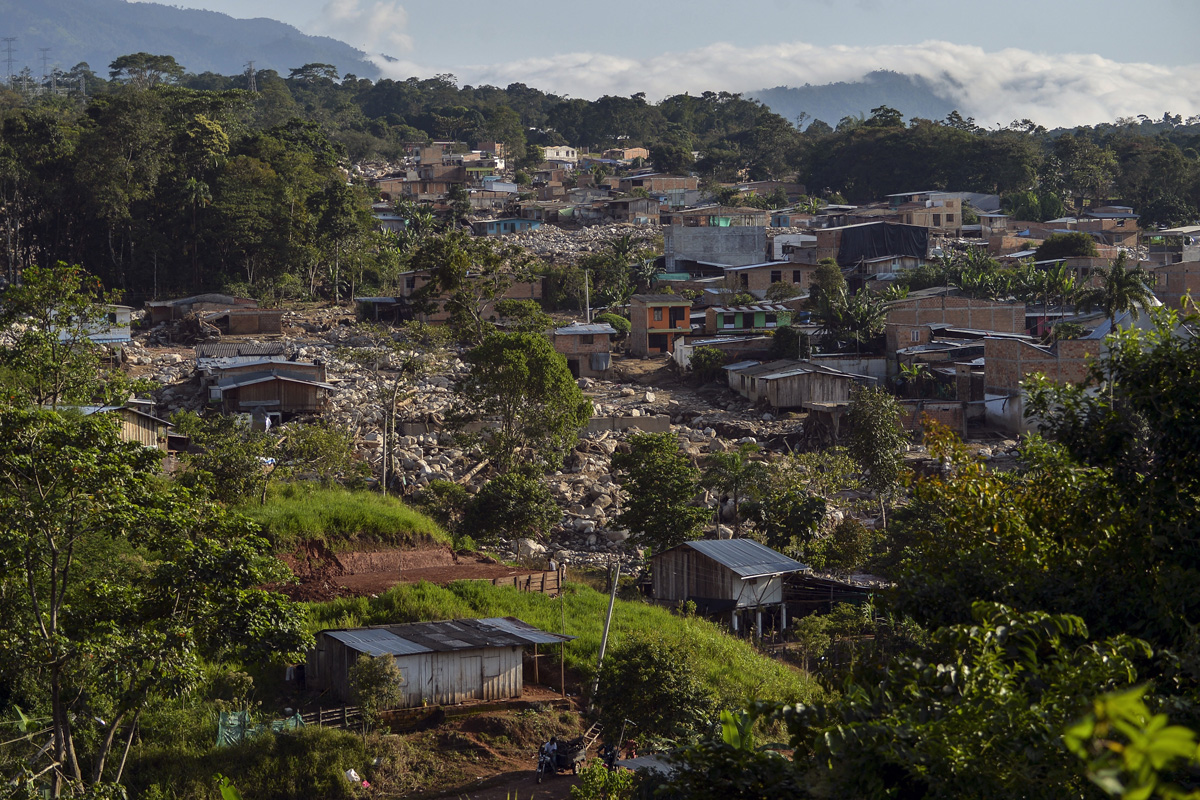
[
  {"x1": 217, "y1": 371, "x2": 336, "y2": 391},
  {"x1": 195, "y1": 342, "x2": 287, "y2": 358},
  {"x1": 327, "y1": 629, "x2": 431, "y2": 656},
  {"x1": 478, "y1": 617, "x2": 571, "y2": 645},
  {"x1": 711, "y1": 303, "x2": 792, "y2": 313},
  {"x1": 554, "y1": 323, "x2": 617, "y2": 336},
  {"x1": 677, "y1": 539, "x2": 807, "y2": 578},
  {"x1": 322, "y1": 617, "x2": 573, "y2": 656},
  {"x1": 629, "y1": 294, "x2": 692, "y2": 304}
]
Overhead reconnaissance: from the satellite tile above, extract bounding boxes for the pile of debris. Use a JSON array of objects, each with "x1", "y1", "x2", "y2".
[{"x1": 502, "y1": 223, "x2": 659, "y2": 261}]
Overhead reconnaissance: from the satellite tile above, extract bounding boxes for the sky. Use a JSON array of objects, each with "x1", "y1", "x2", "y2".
[{"x1": 142, "y1": 0, "x2": 1200, "y2": 128}]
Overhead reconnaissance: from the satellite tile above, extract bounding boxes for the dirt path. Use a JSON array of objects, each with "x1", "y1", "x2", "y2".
[
  {"x1": 276, "y1": 543, "x2": 556, "y2": 601},
  {"x1": 435, "y1": 768, "x2": 581, "y2": 800}
]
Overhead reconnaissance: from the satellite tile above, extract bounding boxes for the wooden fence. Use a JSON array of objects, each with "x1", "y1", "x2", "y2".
[
  {"x1": 300, "y1": 705, "x2": 363, "y2": 730},
  {"x1": 487, "y1": 570, "x2": 560, "y2": 594}
]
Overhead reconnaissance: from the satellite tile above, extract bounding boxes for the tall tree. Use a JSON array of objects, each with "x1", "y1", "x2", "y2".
[
  {"x1": 612, "y1": 433, "x2": 710, "y2": 553},
  {"x1": 1078, "y1": 252, "x2": 1155, "y2": 329},
  {"x1": 0, "y1": 409, "x2": 308, "y2": 796},
  {"x1": 453, "y1": 332, "x2": 592, "y2": 472},
  {"x1": 0, "y1": 263, "x2": 128, "y2": 407},
  {"x1": 702, "y1": 442, "x2": 769, "y2": 538},
  {"x1": 846, "y1": 386, "x2": 908, "y2": 524}
]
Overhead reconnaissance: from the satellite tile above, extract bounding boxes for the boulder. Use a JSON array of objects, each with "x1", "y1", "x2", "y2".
[{"x1": 518, "y1": 539, "x2": 549, "y2": 559}]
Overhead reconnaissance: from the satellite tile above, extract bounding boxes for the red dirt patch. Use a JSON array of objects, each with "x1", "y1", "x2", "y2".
[{"x1": 274, "y1": 542, "x2": 556, "y2": 601}]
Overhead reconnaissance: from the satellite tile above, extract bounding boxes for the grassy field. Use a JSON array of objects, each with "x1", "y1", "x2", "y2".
[
  {"x1": 239, "y1": 484, "x2": 451, "y2": 552},
  {"x1": 307, "y1": 580, "x2": 823, "y2": 709}
]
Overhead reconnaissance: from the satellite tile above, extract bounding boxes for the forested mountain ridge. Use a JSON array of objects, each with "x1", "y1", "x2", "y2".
[
  {"x1": 749, "y1": 70, "x2": 958, "y2": 129},
  {"x1": 1, "y1": 62, "x2": 1198, "y2": 303},
  {"x1": 0, "y1": 0, "x2": 377, "y2": 79}
]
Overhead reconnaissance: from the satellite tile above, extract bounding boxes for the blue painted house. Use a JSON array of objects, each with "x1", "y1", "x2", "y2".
[{"x1": 471, "y1": 218, "x2": 542, "y2": 236}]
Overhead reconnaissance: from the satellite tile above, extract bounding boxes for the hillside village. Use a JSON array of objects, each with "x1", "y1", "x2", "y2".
[{"x1": 2, "y1": 56, "x2": 1200, "y2": 800}]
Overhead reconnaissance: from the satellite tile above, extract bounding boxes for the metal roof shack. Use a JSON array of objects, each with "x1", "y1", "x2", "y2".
[
  {"x1": 308, "y1": 618, "x2": 574, "y2": 705},
  {"x1": 681, "y1": 539, "x2": 808, "y2": 579},
  {"x1": 652, "y1": 539, "x2": 807, "y2": 636}
]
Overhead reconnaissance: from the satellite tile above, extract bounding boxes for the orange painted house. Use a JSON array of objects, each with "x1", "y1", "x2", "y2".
[{"x1": 629, "y1": 294, "x2": 692, "y2": 357}]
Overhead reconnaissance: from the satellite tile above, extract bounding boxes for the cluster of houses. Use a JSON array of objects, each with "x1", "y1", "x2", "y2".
[{"x1": 365, "y1": 139, "x2": 1194, "y2": 438}]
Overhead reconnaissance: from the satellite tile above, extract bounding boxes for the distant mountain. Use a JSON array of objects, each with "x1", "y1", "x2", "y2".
[
  {"x1": 0, "y1": 0, "x2": 378, "y2": 79},
  {"x1": 748, "y1": 71, "x2": 960, "y2": 128}
]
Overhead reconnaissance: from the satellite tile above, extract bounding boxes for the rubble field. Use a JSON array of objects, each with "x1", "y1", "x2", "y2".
[{"x1": 124, "y1": 302, "x2": 1021, "y2": 581}]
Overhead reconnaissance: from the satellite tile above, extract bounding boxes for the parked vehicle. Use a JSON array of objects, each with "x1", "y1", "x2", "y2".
[{"x1": 535, "y1": 736, "x2": 587, "y2": 782}]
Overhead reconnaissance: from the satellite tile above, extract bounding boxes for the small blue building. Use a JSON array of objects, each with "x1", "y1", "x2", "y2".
[{"x1": 471, "y1": 218, "x2": 542, "y2": 236}]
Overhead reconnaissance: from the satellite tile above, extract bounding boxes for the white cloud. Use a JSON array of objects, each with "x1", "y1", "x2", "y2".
[
  {"x1": 371, "y1": 39, "x2": 1200, "y2": 129},
  {"x1": 310, "y1": 0, "x2": 412, "y2": 56}
]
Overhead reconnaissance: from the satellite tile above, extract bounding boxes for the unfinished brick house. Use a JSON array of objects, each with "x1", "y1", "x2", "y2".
[
  {"x1": 884, "y1": 289, "x2": 1026, "y2": 355},
  {"x1": 630, "y1": 294, "x2": 692, "y2": 357},
  {"x1": 553, "y1": 321, "x2": 616, "y2": 378}
]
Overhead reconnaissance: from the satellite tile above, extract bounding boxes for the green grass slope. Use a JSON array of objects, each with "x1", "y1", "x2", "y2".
[
  {"x1": 307, "y1": 580, "x2": 823, "y2": 709},
  {"x1": 239, "y1": 485, "x2": 451, "y2": 552}
]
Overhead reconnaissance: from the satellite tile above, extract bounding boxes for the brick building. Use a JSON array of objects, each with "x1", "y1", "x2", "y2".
[
  {"x1": 553, "y1": 321, "x2": 616, "y2": 378},
  {"x1": 884, "y1": 290, "x2": 1026, "y2": 354},
  {"x1": 629, "y1": 294, "x2": 692, "y2": 357}
]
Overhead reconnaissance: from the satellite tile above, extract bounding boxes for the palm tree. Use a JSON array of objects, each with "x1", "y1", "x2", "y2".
[
  {"x1": 702, "y1": 442, "x2": 770, "y2": 538},
  {"x1": 1078, "y1": 252, "x2": 1155, "y2": 400},
  {"x1": 1078, "y1": 252, "x2": 1155, "y2": 329}
]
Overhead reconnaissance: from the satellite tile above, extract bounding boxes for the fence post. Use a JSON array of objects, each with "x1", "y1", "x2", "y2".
[
  {"x1": 317, "y1": 706, "x2": 322, "y2": 727},
  {"x1": 342, "y1": 705, "x2": 348, "y2": 728}
]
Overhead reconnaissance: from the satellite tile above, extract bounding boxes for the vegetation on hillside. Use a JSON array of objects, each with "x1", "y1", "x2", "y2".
[
  {"x1": 306, "y1": 580, "x2": 818, "y2": 712},
  {"x1": 239, "y1": 484, "x2": 451, "y2": 552}
]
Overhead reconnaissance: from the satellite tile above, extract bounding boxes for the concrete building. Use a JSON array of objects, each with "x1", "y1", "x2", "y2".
[
  {"x1": 542, "y1": 145, "x2": 579, "y2": 163},
  {"x1": 664, "y1": 226, "x2": 768, "y2": 276},
  {"x1": 471, "y1": 218, "x2": 541, "y2": 236},
  {"x1": 704, "y1": 303, "x2": 792, "y2": 335},
  {"x1": 722, "y1": 261, "x2": 813, "y2": 293},
  {"x1": 884, "y1": 289, "x2": 1027, "y2": 355},
  {"x1": 629, "y1": 294, "x2": 692, "y2": 357}
]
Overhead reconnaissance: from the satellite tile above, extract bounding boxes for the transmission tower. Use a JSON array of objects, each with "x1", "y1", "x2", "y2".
[
  {"x1": 245, "y1": 60, "x2": 257, "y2": 92},
  {"x1": 1, "y1": 38, "x2": 15, "y2": 90},
  {"x1": 38, "y1": 47, "x2": 50, "y2": 94}
]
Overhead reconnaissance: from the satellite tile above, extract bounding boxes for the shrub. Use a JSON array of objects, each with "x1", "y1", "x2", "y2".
[
  {"x1": 463, "y1": 470, "x2": 560, "y2": 543},
  {"x1": 765, "y1": 282, "x2": 802, "y2": 301},
  {"x1": 689, "y1": 346, "x2": 727, "y2": 384},
  {"x1": 411, "y1": 479, "x2": 470, "y2": 533},
  {"x1": 593, "y1": 633, "x2": 717, "y2": 746},
  {"x1": 1035, "y1": 232, "x2": 1099, "y2": 261},
  {"x1": 594, "y1": 312, "x2": 630, "y2": 336}
]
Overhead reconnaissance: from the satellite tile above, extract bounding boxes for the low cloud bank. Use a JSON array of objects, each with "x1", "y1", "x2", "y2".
[{"x1": 371, "y1": 39, "x2": 1200, "y2": 129}]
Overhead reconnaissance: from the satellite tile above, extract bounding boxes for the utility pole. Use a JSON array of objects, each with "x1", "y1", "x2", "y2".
[
  {"x1": 244, "y1": 60, "x2": 257, "y2": 92},
  {"x1": 1, "y1": 38, "x2": 15, "y2": 91},
  {"x1": 589, "y1": 560, "x2": 621, "y2": 709},
  {"x1": 584, "y1": 269, "x2": 591, "y2": 323}
]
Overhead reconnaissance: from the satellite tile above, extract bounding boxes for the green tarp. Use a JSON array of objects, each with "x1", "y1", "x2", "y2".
[{"x1": 216, "y1": 711, "x2": 305, "y2": 747}]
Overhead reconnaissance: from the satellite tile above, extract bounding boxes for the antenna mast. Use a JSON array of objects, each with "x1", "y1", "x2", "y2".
[
  {"x1": 245, "y1": 60, "x2": 257, "y2": 92},
  {"x1": 38, "y1": 47, "x2": 50, "y2": 94},
  {"x1": 1, "y1": 38, "x2": 15, "y2": 91}
]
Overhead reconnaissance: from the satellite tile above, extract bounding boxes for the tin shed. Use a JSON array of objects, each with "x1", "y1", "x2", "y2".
[
  {"x1": 307, "y1": 618, "x2": 573, "y2": 705},
  {"x1": 651, "y1": 539, "x2": 807, "y2": 636}
]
